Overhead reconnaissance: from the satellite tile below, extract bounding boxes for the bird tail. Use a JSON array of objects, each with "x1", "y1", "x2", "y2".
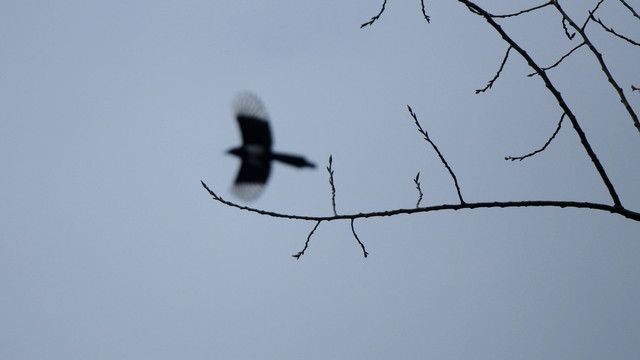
[{"x1": 272, "y1": 153, "x2": 315, "y2": 168}]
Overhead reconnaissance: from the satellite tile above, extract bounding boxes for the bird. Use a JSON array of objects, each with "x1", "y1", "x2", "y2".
[{"x1": 227, "y1": 92, "x2": 315, "y2": 200}]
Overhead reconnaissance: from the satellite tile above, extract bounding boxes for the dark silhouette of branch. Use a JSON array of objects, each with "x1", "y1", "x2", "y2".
[
  {"x1": 414, "y1": 172, "x2": 423, "y2": 208},
  {"x1": 489, "y1": 1, "x2": 553, "y2": 18},
  {"x1": 458, "y1": 0, "x2": 623, "y2": 208},
  {"x1": 581, "y1": 0, "x2": 605, "y2": 31},
  {"x1": 505, "y1": 113, "x2": 565, "y2": 161},
  {"x1": 619, "y1": 0, "x2": 640, "y2": 21},
  {"x1": 350, "y1": 219, "x2": 368, "y2": 258},
  {"x1": 408, "y1": 105, "x2": 465, "y2": 204},
  {"x1": 527, "y1": 43, "x2": 585, "y2": 77},
  {"x1": 561, "y1": 18, "x2": 576, "y2": 40},
  {"x1": 590, "y1": 15, "x2": 640, "y2": 46},
  {"x1": 421, "y1": 0, "x2": 431, "y2": 23},
  {"x1": 476, "y1": 46, "x2": 512, "y2": 93},
  {"x1": 201, "y1": 181, "x2": 640, "y2": 222},
  {"x1": 202, "y1": 1, "x2": 640, "y2": 259},
  {"x1": 292, "y1": 220, "x2": 321, "y2": 259},
  {"x1": 553, "y1": 0, "x2": 640, "y2": 135},
  {"x1": 327, "y1": 155, "x2": 337, "y2": 216},
  {"x1": 360, "y1": 0, "x2": 387, "y2": 28}
]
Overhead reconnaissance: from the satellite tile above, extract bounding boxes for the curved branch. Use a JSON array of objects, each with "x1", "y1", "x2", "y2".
[
  {"x1": 360, "y1": 0, "x2": 387, "y2": 28},
  {"x1": 201, "y1": 181, "x2": 640, "y2": 222},
  {"x1": 505, "y1": 113, "x2": 564, "y2": 161}
]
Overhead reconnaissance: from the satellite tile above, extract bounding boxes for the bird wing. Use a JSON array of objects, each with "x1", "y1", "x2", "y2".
[
  {"x1": 233, "y1": 92, "x2": 272, "y2": 148},
  {"x1": 232, "y1": 157, "x2": 271, "y2": 200}
]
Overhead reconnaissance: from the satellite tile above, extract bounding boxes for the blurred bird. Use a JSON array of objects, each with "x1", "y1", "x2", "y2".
[{"x1": 227, "y1": 92, "x2": 315, "y2": 200}]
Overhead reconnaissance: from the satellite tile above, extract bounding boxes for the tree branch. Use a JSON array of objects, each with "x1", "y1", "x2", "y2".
[
  {"x1": 489, "y1": 1, "x2": 553, "y2": 18},
  {"x1": 292, "y1": 220, "x2": 321, "y2": 259},
  {"x1": 408, "y1": 105, "x2": 465, "y2": 204},
  {"x1": 327, "y1": 155, "x2": 338, "y2": 216},
  {"x1": 201, "y1": 181, "x2": 640, "y2": 221},
  {"x1": 526, "y1": 43, "x2": 585, "y2": 77},
  {"x1": 505, "y1": 113, "x2": 564, "y2": 161},
  {"x1": 414, "y1": 172, "x2": 423, "y2": 208},
  {"x1": 476, "y1": 46, "x2": 512, "y2": 93},
  {"x1": 457, "y1": 0, "x2": 623, "y2": 208},
  {"x1": 350, "y1": 219, "x2": 368, "y2": 258},
  {"x1": 360, "y1": 0, "x2": 387, "y2": 28},
  {"x1": 554, "y1": 0, "x2": 640, "y2": 135}
]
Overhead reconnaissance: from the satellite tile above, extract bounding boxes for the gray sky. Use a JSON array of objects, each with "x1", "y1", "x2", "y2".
[{"x1": 1, "y1": 1, "x2": 639, "y2": 359}]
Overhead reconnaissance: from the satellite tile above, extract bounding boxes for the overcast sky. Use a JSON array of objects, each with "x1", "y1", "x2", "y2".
[{"x1": 1, "y1": 1, "x2": 639, "y2": 359}]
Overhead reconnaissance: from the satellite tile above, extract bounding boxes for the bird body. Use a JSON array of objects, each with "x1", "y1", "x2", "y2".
[{"x1": 227, "y1": 92, "x2": 315, "y2": 200}]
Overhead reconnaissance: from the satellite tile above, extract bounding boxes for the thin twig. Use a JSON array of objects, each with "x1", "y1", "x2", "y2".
[
  {"x1": 590, "y1": 15, "x2": 640, "y2": 46},
  {"x1": 581, "y1": 0, "x2": 604, "y2": 31},
  {"x1": 490, "y1": 1, "x2": 553, "y2": 18},
  {"x1": 421, "y1": 0, "x2": 431, "y2": 23},
  {"x1": 527, "y1": 43, "x2": 585, "y2": 77},
  {"x1": 201, "y1": 181, "x2": 640, "y2": 221},
  {"x1": 408, "y1": 105, "x2": 465, "y2": 204},
  {"x1": 476, "y1": 46, "x2": 512, "y2": 93},
  {"x1": 632, "y1": 85, "x2": 639, "y2": 92},
  {"x1": 561, "y1": 18, "x2": 576, "y2": 40},
  {"x1": 327, "y1": 155, "x2": 337, "y2": 216},
  {"x1": 505, "y1": 113, "x2": 565, "y2": 161},
  {"x1": 350, "y1": 219, "x2": 368, "y2": 258},
  {"x1": 292, "y1": 221, "x2": 322, "y2": 259},
  {"x1": 414, "y1": 172, "x2": 423, "y2": 208},
  {"x1": 360, "y1": 0, "x2": 387, "y2": 28}
]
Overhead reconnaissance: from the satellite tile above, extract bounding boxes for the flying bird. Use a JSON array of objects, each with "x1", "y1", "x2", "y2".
[{"x1": 227, "y1": 92, "x2": 315, "y2": 200}]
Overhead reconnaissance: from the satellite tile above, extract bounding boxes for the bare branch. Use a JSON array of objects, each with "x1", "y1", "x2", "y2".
[
  {"x1": 581, "y1": 0, "x2": 604, "y2": 30},
  {"x1": 458, "y1": 0, "x2": 623, "y2": 208},
  {"x1": 505, "y1": 113, "x2": 565, "y2": 161},
  {"x1": 619, "y1": 0, "x2": 640, "y2": 21},
  {"x1": 590, "y1": 15, "x2": 640, "y2": 46},
  {"x1": 476, "y1": 46, "x2": 512, "y2": 93},
  {"x1": 408, "y1": 105, "x2": 465, "y2": 204},
  {"x1": 421, "y1": 0, "x2": 431, "y2": 23},
  {"x1": 553, "y1": 0, "x2": 640, "y2": 135},
  {"x1": 292, "y1": 221, "x2": 322, "y2": 259},
  {"x1": 527, "y1": 43, "x2": 585, "y2": 77},
  {"x1": 632, "y1": 85, "x2": 639, "y2": 92},
  {"x1": 350, "y1": 219, "x2": 368, "y2": 258},
  {"x1": 327, "y1": 155, "x2": 337, "y2": 216},
  {"x1": 414, "y1": 172, "x2": 423, "y2": 208},
  {"x1": 561, "y1": 18, "x2": 576, "y2": 40},
  {"x1": 360, "y1": 0, "x2": 387, "y2": 28},
  {"x1": 490, "y1": 1, "x2": 553, "y2": 18},
  {"x1": 201, "y1": 180, "x2": 640, "y2": 221}
]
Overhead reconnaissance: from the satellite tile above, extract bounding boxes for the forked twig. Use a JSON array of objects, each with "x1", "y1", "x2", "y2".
[{"x1": 408, "y1": 105, "x2": 465, "y2": 204}]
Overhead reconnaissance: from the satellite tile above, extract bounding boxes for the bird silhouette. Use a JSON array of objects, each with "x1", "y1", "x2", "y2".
[{"x1": 227, "y1": 92, "x2": 315, "y2": 200}]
